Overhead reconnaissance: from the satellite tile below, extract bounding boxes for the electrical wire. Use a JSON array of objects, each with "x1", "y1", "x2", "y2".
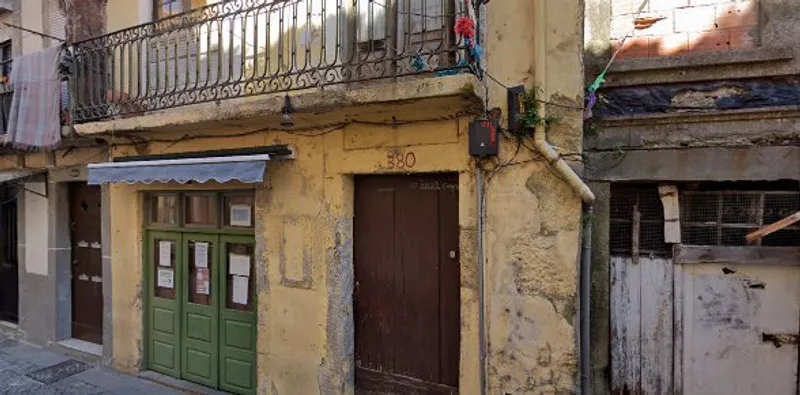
[
  {"x1": 75, "y1": 111, "x2": 471, "y2": 152},
  {"x1": 480, "y1": 67, "x2": 584, "y2": 111},
  {"x1": 597, "y1": 0, "x2": 649, "y2": 80}
]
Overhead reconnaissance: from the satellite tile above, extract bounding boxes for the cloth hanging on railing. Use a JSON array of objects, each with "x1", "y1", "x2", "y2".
[{"x1": 5, "y1": 46, "x2": 62, "y2": 150}]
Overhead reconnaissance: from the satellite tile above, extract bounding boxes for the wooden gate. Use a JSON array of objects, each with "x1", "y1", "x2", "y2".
[
  {"x1": 0, "y1": 184, "x2": 17, "y2": 323},
  {"x1": 69, "y1": 183, "x2": 103, "y2": 344},
  {"x1": 354, "y1": 174, "x2": 460, "y2": 394}
]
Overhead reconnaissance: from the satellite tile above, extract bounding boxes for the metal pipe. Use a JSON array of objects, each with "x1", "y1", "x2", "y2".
[
  {"x1": 533, "y1": 126, "x2": 596, "y2": 204},
  {"x1": 580, "y1": 205, "x2": 594, "y2": 395},
  {"x1": 476, "y1": 165, "x2": 487, "y2": 395}
]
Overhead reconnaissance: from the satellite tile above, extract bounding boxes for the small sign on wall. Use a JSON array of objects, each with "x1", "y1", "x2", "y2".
[{"x1": 230, "y1": 204, "x2": 252, "y2": 227}]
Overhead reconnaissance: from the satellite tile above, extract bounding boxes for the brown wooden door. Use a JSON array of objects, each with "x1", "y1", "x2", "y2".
[
  {"x1": 70, "y1": 183, "x2": 103, "y2": 344},
  {"x1": 354, "y1": 174, "x2": 460, "y2": 394},
  {"x1": 0, "y1": 185, "x2": 17, "y2": 323}
]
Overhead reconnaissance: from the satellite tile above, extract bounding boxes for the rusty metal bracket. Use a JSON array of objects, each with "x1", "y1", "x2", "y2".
[{"x1": 762, "y1": 332, "x2": 800, "y2": 348}]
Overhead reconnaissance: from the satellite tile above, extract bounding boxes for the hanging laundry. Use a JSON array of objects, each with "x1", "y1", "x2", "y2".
[{"x1": 6, "y1": 46, "x2": 62, "y2": 150}]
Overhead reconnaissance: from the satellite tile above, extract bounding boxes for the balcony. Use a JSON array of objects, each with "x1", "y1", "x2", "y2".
[{"x1": 69, "y1": 0, "x2": 471, "y2": 123}]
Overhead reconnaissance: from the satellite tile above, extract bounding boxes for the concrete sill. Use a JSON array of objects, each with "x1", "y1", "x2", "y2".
[
  {"x1": 596, "y1": 104, "x2": 800, "y2": 127},
  {"x1": 73, "y1": 74, "x2": 483, "y2": 137},
  {"x1": 609, "y1": 47, "x2": 794, "y2": 74},
  {"x1": 140, "y1": 371, "x2": 227, "y2": 395},
  {"x1": 57, "y1": 338, "x2": 102, "y2": 356},
  {"x1": 50, "y1": 338, "x2": 103, "y2": 366}
]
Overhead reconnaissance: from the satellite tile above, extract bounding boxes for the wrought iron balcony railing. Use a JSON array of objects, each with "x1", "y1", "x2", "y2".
[{"x1": 70, "y1": 0, "x2": 470, "y2": 123}]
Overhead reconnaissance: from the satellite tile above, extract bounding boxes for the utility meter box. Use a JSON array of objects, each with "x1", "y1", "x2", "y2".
[{"x1": 469, "y1": 118, "x2": 499, "y2": 157}]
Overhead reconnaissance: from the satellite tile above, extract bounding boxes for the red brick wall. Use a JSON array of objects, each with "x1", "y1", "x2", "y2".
[{"x1": 611, "y1": 0, "x2": 759, "y2": 60}]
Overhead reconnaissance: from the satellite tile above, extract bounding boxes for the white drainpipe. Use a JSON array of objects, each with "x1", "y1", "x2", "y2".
[{"x1": 533, "y1": 0, "x2": 595, "y2": 204}]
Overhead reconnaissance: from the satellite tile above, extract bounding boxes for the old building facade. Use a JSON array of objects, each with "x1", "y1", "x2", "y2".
[
  {"x1": 0, "y1": 0, "x2": 114, "y2": 364},
  {"x1": 0, "y1": 0, "x2": 593, "y2": 394},
  {"x1": 586, "y1": 0, "x2": 800, "y2": 394}
]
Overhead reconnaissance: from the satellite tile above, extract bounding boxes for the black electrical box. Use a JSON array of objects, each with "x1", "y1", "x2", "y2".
[
  {"x1": 469, "y1": 118, "x2": 499, "y2": 157},
  {"x1": 507, "y1": 85, "x2": 526, "y2": 132}
]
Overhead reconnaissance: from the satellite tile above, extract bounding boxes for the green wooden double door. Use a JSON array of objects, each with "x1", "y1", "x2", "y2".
[{"x1": 146, "y1": 231, "x2": 257, "y2": 394}]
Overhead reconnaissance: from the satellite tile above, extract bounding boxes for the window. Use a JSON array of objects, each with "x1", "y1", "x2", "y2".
[
  {"x1": 154, "y1": 0, "x2": 188, "y2": 19},
  {"x1": 681, "y1": 190, "x2": 800, "y2": 247},
  {"x1": 0, "y1": 40, "x2": 11, "y2": 133},
  {"x1": 147, "y1": 191, "x2": 255, "y2": 230},
  {"x1": 609, "y1": 184, "x2": 671, "y2": 257},
  {"x1": 355, "y1": 0, "x2": 452, "y2": 51},
  {"x1": 153, "y1": 0, "x2": 207, "y2": 19},
  {"x1": 0, "y1": 40, "x2": 11, "y2": 80}
]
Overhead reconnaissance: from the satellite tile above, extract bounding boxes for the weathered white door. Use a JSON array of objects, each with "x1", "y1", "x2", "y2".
[
  {"x1": 677, "y1": 253, "x2": 800, "y2": 395},
  {"x1": 611, "y1": 256, "x2": 675, "y2": 395},
  {"x1": 612, "y1": 247, "x2": 800, "y2": 395}
]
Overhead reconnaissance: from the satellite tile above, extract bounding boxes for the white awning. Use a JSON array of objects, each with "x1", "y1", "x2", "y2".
[{"x1": 87, "y1": 154, "x2": 270, "y2": 185}]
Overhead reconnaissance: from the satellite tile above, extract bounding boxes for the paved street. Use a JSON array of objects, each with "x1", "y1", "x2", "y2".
[{"x1": 0, "y1": 335, "x2": 181, "y2": 394}]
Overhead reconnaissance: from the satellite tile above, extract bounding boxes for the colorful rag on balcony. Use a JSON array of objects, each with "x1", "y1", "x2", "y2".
[{"x1": 6, "y1": 46, "x2": 62, "y2": 150}]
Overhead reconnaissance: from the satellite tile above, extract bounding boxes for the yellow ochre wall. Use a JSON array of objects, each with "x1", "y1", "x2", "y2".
[
  {"x1": 107, "y1": 118, "x2": 482, "y2": 394},
  {"x1": 101, "y1": 0, "x2": 586, "y2": 394}
]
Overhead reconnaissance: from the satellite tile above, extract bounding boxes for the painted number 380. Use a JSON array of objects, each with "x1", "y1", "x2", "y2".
[{"x1": 387, "y1": 151, "x2": 417, "y2": 169}]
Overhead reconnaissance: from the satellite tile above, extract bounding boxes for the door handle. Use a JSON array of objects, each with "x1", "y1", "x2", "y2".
[{"x1": 762, "y1": 333, "x2": 800, "y2": 348}]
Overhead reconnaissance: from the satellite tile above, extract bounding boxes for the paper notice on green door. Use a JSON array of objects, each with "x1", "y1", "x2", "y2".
[
  {"x1": 232, "y1": 275, "x2": 249, "y2": 305},
  {"x1": 229, "y1": 253, "x2": 251, "y2": 276},
  {"x1": 157, "y1": 268, "x2": 174, "y2": 289},
  {"x1": 196, "y1": 268, "x2": 210, "y2": 295},
  {"x1": 194, "y1": 242, "x2": 209, "y2": 268},
  {"x1": 158, "y1": 241, "x2": 172, "y2": 267}
]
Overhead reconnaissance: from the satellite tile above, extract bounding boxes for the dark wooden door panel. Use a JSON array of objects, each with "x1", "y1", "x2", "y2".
[
  {"x1": 69, "y1": 183, "x2": 103, "y2": 344},
  {"x1": 355, "y1": 174, "x2": 460, "y2": 394},
  {"x1": 0, "y1": 184, "x2": 17, "y2": 323}
]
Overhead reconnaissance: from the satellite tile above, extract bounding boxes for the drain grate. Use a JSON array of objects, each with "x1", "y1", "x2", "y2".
[{"x1": 26, "y1": 359, "x2": 90, "y2": 384}]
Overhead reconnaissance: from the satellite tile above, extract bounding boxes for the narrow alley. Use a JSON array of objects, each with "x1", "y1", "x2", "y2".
[{"x1": 0, "y1": 334, "x2": 181, "y2": 394}]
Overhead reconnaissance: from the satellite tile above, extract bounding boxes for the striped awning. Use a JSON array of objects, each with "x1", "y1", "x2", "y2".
[{"x1": 87, "y1": 154, "x2": 270, "y2": 185}]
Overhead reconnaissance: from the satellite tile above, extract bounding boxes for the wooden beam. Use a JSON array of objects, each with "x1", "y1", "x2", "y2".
[
  {"x1": 745, "y1": 211, "x2": 800, "y2": 244},
  {"x1": 632, "y1": 205, "x2": 640, "y2": 265},
  {"x1": 675, "y1": 245, "x2": 800, "y2": 266},
  {"x1": 658, "y1": 185, "x2": 680, "y2": 243}
]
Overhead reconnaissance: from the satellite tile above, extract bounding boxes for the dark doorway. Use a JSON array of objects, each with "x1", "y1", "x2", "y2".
[
  {"x1": 69, "y1": 183, "x2": 103, "y2": 344},
  {"x1": 354, "y1": 174, "x2": 460, "y2": 394},
  {"x1": 0, "y1": 184, "x2": 18, "y2": 323}
]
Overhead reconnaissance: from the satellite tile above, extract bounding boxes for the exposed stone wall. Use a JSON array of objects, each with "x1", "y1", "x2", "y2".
[{"x1": 59, "y1": 0, "x2": 106, "y2": 42}]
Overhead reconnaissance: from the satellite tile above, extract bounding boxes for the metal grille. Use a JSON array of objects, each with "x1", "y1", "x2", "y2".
[
  {"x1": 610, "y1": 184, "x2": 671, "y2": 256},
  {"x1": 681, "y1": 190, "x2": 800, "y2": 246}
]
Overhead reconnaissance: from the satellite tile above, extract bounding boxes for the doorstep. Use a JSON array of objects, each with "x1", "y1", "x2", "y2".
[
  {"x1": 48, "y1": 338, "x2": 103, "y2": 365},
  {"x1": 139, "y1": 371, "x2": 229, "y2": 395},
  {"x1": 0, "y1": 320, "x2": 22, "y2": 339}
]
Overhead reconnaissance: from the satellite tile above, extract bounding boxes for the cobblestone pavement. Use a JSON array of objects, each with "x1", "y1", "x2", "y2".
[{"x1": 0, "y1": 335, "x2": 182, "y2": 394}]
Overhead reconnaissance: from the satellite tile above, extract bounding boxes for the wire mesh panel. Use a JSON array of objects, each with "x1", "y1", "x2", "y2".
[
  {"x1": 610, "y1": 184, "x2": 671, "y2": 257},
  {"x1": 681, "y1": 190, "x2": 800, "y2": 246}
]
